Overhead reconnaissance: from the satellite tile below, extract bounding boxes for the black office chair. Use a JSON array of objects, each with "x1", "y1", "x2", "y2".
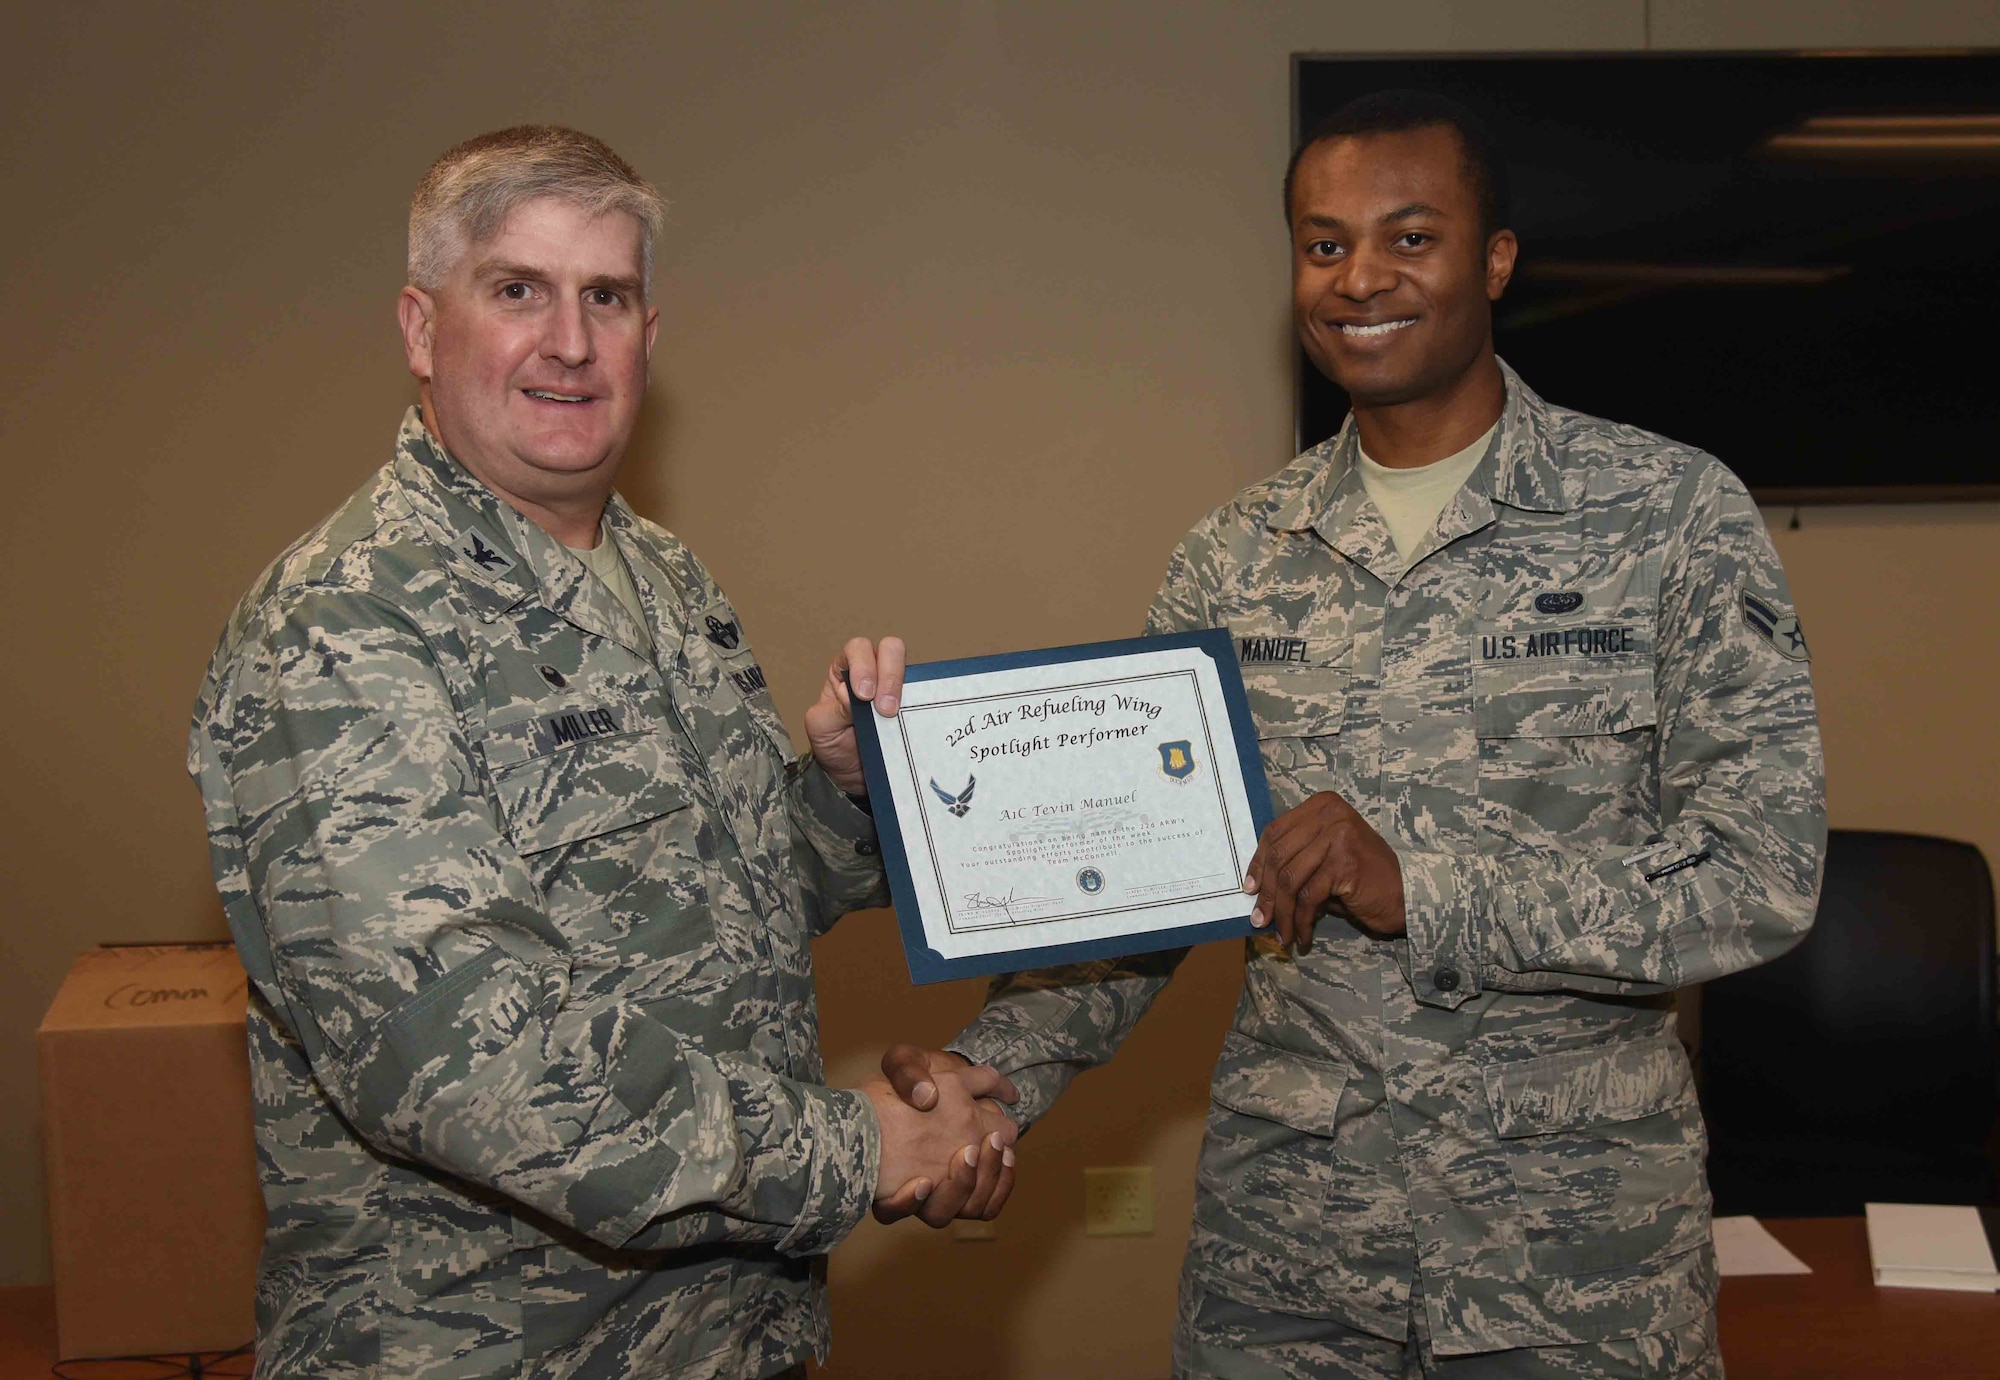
[{"x1": 1699, "y1": 829, "x2": 1998, "y2": 1217}]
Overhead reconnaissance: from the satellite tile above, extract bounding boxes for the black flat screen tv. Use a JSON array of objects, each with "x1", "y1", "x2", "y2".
[{"x1": 1294, "y1": 51, "x2": 2000, "y2": 503}]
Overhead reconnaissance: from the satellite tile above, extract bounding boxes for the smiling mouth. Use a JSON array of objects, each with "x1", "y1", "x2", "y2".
[
  {"x1": 524, "y1": 389, "x2": 593, "y2": 403},
  {"x1": 1335, "y1": 318, "x2": 1416, "y2": 338}
]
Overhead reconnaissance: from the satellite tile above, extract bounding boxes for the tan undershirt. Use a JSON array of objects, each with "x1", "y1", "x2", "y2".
[
  {"x1": 568, "y1": 529, "x2": 654, "y2": 650},
  {"x1": 1356, "y1": 421, "x2": 1498, "y2": 569}
]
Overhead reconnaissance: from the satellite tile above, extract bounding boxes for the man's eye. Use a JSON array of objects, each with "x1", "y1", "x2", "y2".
[
  {"x1": 588, "y1": 289, "x2": 621, "y2": 307},
  {"x1": 500, "y1": 282, "x2": 532, "y2": 300},
  {"x1": 1307, "y1": 240, "x2": 1342, "y2": 257},
  {"x1": 1396, "y1": 232, "x2": 1433, "y2": 249}
]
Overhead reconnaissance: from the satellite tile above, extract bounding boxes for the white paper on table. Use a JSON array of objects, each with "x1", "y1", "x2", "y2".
[
  {"x1": 1865, "y1": 1203, "x2": 2000, "y2": 1291},
  {"x1": 1711, "y1": 1216, "x2": 1812, "y2": 1276}
]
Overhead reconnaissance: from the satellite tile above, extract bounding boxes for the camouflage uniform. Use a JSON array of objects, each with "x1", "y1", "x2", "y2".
[
  {"x1": 951, "y1": 363, "x2": 1824, "y2": 1373},
  {"x1": 189, "y1": 410, "x2": 889, "y2": 1379}
]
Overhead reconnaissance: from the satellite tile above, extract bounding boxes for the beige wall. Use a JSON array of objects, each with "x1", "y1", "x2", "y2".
[{"x1": 3, "y1": 1, "x2": 1996, "y2": 1372}]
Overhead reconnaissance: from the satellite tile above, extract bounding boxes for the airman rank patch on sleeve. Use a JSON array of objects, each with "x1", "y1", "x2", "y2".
[{"x1": 1742, "y1": 588, "x2": 1809, "y2": 661}]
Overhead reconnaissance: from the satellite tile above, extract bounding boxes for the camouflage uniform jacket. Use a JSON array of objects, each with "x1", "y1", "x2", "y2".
[
  {"x1": 189, "y1": 409, "x2": 890, "y2": 1378},
  {"x1": 951, "y1": 363, "x2": 1825, "y2": 1354}
]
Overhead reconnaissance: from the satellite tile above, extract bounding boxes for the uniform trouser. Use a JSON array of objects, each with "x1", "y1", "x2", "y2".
[{"x1": 1173, "y1": 1277, "x2": 1723, "y2": 1380}]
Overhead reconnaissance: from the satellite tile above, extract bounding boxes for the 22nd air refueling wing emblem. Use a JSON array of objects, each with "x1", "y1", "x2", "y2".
[
  {"x1": 1158, "y1": 740, "x2": 1198, "y2": 782},
  {"x1": 929, "y1": 775, "x2": 976, "y2": 818}
]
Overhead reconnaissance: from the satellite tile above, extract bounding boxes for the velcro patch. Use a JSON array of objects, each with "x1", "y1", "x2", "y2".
[
  {"x1": 450, "y1": 525, "x2": 517, "y2": 577},
  {"x1": 529, "y1": 704, "x2": 628, "y2": 755},
  {"x1": 1237, "y1": 635, "x2": 1311, "y2": 665}
]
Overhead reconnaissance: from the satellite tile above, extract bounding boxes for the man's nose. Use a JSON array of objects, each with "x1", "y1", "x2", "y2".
[
  {"x1": 1337, "y1": 243, "x2": 1397, "y2": 301},
  {"x1": 543, "y1": 295, "x2": 592, "y2": 368}
]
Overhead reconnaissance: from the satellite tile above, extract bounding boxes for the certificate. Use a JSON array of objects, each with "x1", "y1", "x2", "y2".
[{"x1": 851, "y1": 629, "x2": 1273, "y2": 984}]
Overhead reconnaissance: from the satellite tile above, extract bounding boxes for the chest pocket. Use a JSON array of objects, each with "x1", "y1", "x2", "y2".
[
  {"x1": 486, "y1": 699, "x2": 711, "y2": 958},
  {"x1": 1241, "y1": 666, "x2": 1346, "y2": 807},
  {"x1": 1471, "y1": 642, "x2": 1659, "y2": 839},
  {"x1": 1242, "y1": 666, "x2": 1346, "y2": 738},
  {"x1": 487, "y1": 699, "x2": 691, "y2": 855},
  {"x1": 1472, "y1": 662, "x2": 1657, "y2": 739}
]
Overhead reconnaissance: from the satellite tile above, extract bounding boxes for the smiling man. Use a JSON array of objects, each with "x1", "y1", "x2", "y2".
[
  {"x1": 189, "y1": 126, "x2": 1015, "y2": 1379},
  {"x1": 881, "y1": 91, "x2": 1826, "y2": 1376}
]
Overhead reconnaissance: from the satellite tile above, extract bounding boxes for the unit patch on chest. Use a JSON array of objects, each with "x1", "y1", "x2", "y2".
[{"x1": 704, "y1": 614, "x2": 741, "y2": 650}]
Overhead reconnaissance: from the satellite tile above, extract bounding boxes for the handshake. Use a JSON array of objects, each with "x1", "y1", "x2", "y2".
[{"x1": 857, "y1": 1044, "x2": 1020, "y2": 1227}]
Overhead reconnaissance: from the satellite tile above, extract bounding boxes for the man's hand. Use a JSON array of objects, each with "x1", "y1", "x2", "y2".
[
  {"x1": 871, "y1": 1047, "x2": 1018, "y2": 1225},
  {"x1": 861, "y1": 1061, "x2": 1017, "y2": 1228},
  {"x1": 804, "y1": 636, "x2": 906, "y2": 796},
  {"x1": 1244, "y1": 790, "x2": 1406, "y2": 953}
]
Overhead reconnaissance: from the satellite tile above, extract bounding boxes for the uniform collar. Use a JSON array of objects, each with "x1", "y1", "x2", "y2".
[
  {"x1": 1265, "y1": 359, "x2": 1578, "y2": 581},
  {"x1": 389, "y1": 407, "x2": 658, "y2": 658},
  {"x1": 603, "y1": 491, "x2": 701, "y2": 640}
]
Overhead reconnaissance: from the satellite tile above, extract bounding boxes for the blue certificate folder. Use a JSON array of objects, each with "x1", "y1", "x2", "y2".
[{"x1": 850, "y1": 628, "x2": 1275, "y2": 985}]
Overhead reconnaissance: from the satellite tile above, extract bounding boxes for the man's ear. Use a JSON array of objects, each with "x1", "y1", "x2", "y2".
[
  {"x1": 644, "y1": 303, "x2": 659, "y2": 364},
  {"x1": 398, "y1": 286, "x2": 437, "y2": 381},
  {"x1": 1485, "y1": 230, "x2": 1519, "y2": 302}
]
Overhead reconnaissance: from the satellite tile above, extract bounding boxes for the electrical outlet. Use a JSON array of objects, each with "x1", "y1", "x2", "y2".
[
  {"x1": 1084, "y1": 1165, "x2": 1154, "y2": 1236},
  {"x1": 952, "y1": 1217, "x2": 998, "y2": 1242}
]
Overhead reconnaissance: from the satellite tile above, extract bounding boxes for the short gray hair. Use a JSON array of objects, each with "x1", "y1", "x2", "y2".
[{"x1": 408, "y1": 125, "x2": 667, "y2": 294}]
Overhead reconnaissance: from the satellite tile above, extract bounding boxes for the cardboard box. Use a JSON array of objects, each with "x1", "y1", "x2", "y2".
[{"x1": 37, "y1": 943, "x2": 264, "y2": 1359}]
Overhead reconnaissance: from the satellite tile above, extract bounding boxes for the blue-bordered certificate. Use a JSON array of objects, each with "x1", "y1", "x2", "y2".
[{"x1": 851, "y1": 629, "x2": 1273, "y2": 984}]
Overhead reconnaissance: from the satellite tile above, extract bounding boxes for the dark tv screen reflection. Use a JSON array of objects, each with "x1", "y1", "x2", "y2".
[{"x1": 1294, "y1": 52, "x2": 2000, "y2": 503}]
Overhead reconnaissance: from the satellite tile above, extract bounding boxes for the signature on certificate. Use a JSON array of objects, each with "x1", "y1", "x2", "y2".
[{"x1": 961, "y1": 887, "x2": 1057, "y2": 924}]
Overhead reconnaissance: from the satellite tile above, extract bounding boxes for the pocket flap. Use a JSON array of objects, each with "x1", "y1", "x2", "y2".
[
  {"x1": 1241, "y1": 668, "x2": 1347, "y2": 740},
  {"x1": 1209, "y1": 1030, "x2": 1352, "y2": 1133},
  {"x1": 493, "y1": 727, "x2": 690, "y2": 855},
  {"x1": 1482, "y1": 1036, "x2": 1692, "y2": 1139},
  {"x1": 1473, "y1": 666, "x2": 1657, "y2": 738}
]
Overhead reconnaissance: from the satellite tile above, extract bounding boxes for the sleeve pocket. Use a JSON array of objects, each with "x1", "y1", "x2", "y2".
[{"x1": 1210, "y1": 1029, "x2": 1353, "y2": 1134}]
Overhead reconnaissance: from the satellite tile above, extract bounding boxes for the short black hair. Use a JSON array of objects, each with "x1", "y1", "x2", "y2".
[{"x1": 1283, "y1": 89, "x2": 1512, "y2": 239}]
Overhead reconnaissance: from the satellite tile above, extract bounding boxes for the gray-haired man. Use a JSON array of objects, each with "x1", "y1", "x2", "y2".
[{"x1": 190, "y1": 125, "x2": 1014, "y2": 1378}]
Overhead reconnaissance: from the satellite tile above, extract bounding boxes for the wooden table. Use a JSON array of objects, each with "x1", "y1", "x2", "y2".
[
  {"x1": 1719, "y1": 1217, "x2": 2000, "y2": 1378},
  {"x1": 6, "y1": 1220, "x2": 1999, "y2": 1377}
]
